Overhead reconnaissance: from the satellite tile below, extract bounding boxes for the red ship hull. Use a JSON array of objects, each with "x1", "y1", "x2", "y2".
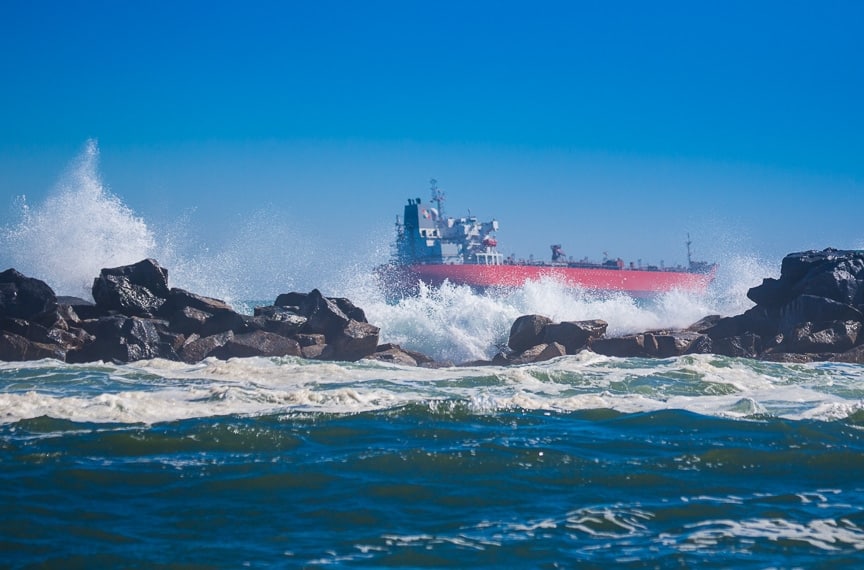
[{"x1": 403, "y1": 263, "x2": 714, "y2": 296}]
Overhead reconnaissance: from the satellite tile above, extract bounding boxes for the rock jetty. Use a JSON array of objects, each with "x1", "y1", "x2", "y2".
[
  {"x1": 500, "y1": 248, "x2": 864, "y2": 365},
  {"x1": 0, "y1": 258, "x2": 393, "y2": 365},
  {"x1": 2, "y1": 248, "x2": 863, "y2": 366}
]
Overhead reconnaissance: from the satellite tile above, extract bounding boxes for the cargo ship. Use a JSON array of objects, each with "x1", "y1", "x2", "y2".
[{"x1": 378, "y1": 182, "x2": 716, "y2": 296}]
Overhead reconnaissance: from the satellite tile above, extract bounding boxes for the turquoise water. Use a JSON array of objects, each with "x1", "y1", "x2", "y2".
[{"x1": 3, "y1": 355, "x2": 864, "y2": 568}]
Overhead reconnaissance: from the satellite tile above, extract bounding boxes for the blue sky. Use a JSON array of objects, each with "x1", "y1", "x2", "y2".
[{"x1": 1, "y1": 0, "x2": 862, "y2": 272}]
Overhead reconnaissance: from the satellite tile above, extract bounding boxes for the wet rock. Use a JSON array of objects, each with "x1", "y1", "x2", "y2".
[
  {"x1": 367, "y1": 343, "x2": 436, "y2": 367},
  {"x1": 68, "y1": 316, "x2": 162, "y2": 363},
  {"x1": 212, "y1": 331, "x2": 302, "y2": 359},
  {"x1": 169, "y1": 306, "x2": 212, "y2": 336},
  {"x1": 590, "y1": 334, "x2": 658, "y2": 358},
  {"x1": 179, "y1": 331, "x2": 234, "y2": 363},
  {"x1": 778, "y1": 295, "x2": 862, "y2": 333},
  {"x1": 543, "y1": 319, "x2": 607, "y2": 354},
  {"x1": 0, "y1": 331, "x2": 66, "y2": 361},
  {"x1": 712, "y1": 333, "x2": 762, "y2": 359},
  {"x1": 330, "y1": 297, "x2": 368, "y2": 323},
  {"x1": 274, "y1": 292, "x2": 308, "y2": 310},
  {"x1": 509, "y1": 341, "x2": 567, "y2": 364},
  {"x1": 748, "y1": 248, "x2": 864, "y2": 309},
  {"x1": 686, "y1": 315, "x2": 722, "y2": 333},
  {"x1": 92, "y1": 259, "x2": 169, "y2": 316},
  {"x1": 254, "y1": 306, "x2": 307, "y2": 337},
  {"x1": 780, "y1": 320, "x2": 861, "y2": 354},
  {"x1": 320, "y1": 320, "x2": 380, "y2": 361},
  {"x1": 295, "y1": 333, "x2": 326, "y2": 359},
  {"x1": 0, "y1": 268, "x2": 58, "y2": 321},
  {"x1": 300, "y1": 289, "x2": 351, "y2": 337},
  {"x1": 160, "y1": 289, "x2": 247, "y2": 336},
  {"x1": 365, "y1": 343, "x2": 421, "y2": 366},
  {"x1": 650, "y1": 331, "x2": 708, "y2": 357},
  {"x1": 508, "y1": 315, "x2": 553, "y2": 353},
  {"x1": 830, "y1": 345, "x2": 864, "y2": 364}
]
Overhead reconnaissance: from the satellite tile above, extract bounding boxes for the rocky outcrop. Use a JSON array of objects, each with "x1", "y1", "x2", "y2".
[
  {"x1": 702, "y1": 248, "x2": 864, "y2": 363},
  {"x1": 494, "y1": 315, "x2": 608, "y2": 364},
  {"x1": 498, "y1": 249, "x2": 864, "y2": 364},
  {"x1": 0, "y1": 259, "x2": 384, "y2": 365}
]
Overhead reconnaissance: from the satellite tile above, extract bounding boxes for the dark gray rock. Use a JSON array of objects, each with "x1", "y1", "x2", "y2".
[
  {"x1": 0, "y1": 268, "x2": 58, "y2": 321},
  {"x1": 331, "y1": 297, "x2": 368, "y2": 323},
  {"x1": 68, "y1": 316, "x2": 162, "y2": 363},
  {"x1": 508, "y1": 315, "x2": 552, "y2": 353},
  {"x1": 830, "y1": 345, "x2": 864, "y2": 364},
  {"x1": 256, "y1": 307, "x2": 307, "y2": 337},
  {"x1": 590, "y1": 334, "x2": 657, "y2": 358},
  {"x1": 0, "y1": 331, "x2": 66, "y2": 361},
  {"x1": 274, "y1": 292, "x2": 308, "y2": 309},
  {"x1": 778, "y1": 295, "x2": 862, "y2": 333},
  {"x1": 748, "y1": 249, "x2": 864, "y2": 309},
  {"x1": 169, "y1": 306, "x2": 212, "y2": 336},
  {"x1": 365, "y1": 344, "x2": 421, "y2": 366},
  {"x1": 301, "y1": 289, "x2": 351, "y2": 337},
  {"x1": 369, "y1": 343, "x2": 436, "y2": 367},
  {"x1": 543, "y1": 319, "x2": 608, "y2": 354},
  {"x1": 780, "y1": 320, "x2": 861, "y2": 354},
  {"x1": 92, "y1": 259, "x2": 169, "y2": 316},
  {"x1": 712, "y1": 333, "x2": 762, "y2": 359},
  {"x1": 179, "y1": 331, "x2": 234, "y2": 363},
  {"x1": 320, "y1": 320, "x2": 380, "y2": 361},
  {"x1": 159, "y1": 288, "x2": 234, "y2": 316},
  {"x1": 650, "y1": 331, "x2": 708, "y2": 357},
  {"x1": 212, "y1": 331, "x2": 302, "y2": 359},
  {"x1": 686, "y1": 314, "x2": 723, "y2": 333},
  {"x1": 510, "y1": 342, "x2": 567, "y2": 364}
]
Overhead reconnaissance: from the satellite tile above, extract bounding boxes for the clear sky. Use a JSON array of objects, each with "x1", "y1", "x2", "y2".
[{"x1": 1, "y1": 0, "x2": 862, "y2": 273}]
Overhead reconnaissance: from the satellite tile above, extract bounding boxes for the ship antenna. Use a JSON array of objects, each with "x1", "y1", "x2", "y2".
[
  {"x1": 430, "y1": 178, "x2": 445, "y2": 217},
  {"x1": 686, "y1": 233, "x2": 693, "y2": 268}
]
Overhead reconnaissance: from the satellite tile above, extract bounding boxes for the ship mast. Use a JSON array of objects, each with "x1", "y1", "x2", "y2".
[
  {"x1": 430, "y1": 178, "x2": 445, "y2": 217},
  {"x1": 686, "y1": 233, "x2": 693, "y2": 268}
]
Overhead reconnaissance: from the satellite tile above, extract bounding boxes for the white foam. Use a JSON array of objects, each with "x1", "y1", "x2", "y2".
[{"x1": 2, "y1": 354, "x2": 863, "y2": 425}]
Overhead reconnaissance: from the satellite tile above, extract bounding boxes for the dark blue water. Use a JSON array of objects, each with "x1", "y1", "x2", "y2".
[{"x1": 3, "y1": 395, "x2": 864, "y2": 568}]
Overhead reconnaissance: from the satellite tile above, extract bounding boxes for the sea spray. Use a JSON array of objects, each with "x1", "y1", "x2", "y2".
[{"x1": 0, "y1": 140, "x2": 155, "y2": 297}]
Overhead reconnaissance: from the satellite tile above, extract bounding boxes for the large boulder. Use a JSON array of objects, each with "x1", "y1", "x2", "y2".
[
  {"x1": 543, "y1": 319, "x2": 607, "y2": 354},
  {"x1": 650, "y1": 331, "x2": 710, "y2": 357},
  {"x1": 299, "y1": 289, "x2": 351, "y2": 336},
  {"x1": 67, "y1": 316, "x2": 162, "y2": 363},
  {"x1": 508, "y1": 315, "x2": 553, "y2": 353},
  {"x1": 0, "y1": 331, "x2": 66, "y2": 361},
  {"x1": 320, "y1": 320, "x2": 380, "y2": 361},
  {"x1": 179, "y1": 331, "x2": 235, "y2": 363},
  {"x1": 748, "y1": 249, "x2": 864, "y2": 310},
  {"x1": 92, "y1": 259, "x2": 169, "y2": 316},
  {"x1": 778, "y1": 295, "x2": 862, "y2": 333},
  {"x1": 364, "y1": 343, "x2": 432, "y2": 367},
  {"x1": 509, "y1": 342, "x2": 567, "y2": 364},
  {"x1": 253, "y1": 306, "x2": 308, "y2": 336},
  {"x1": 212, "y1": 331, "x2": 302, "y2": 359},
  {"x1": 0, "y1": 268, "x2": 58, "y2": 320},
  {"x1": 160, "y1": 289, "x2": 247, "y2": 336},
  {"x1": 781, "y1": 320, "x2": 861, "y2": 354}
]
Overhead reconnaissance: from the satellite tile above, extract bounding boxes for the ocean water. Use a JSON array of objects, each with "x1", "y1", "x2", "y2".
[
  {"x1": 3, "y1": 355, "x2": 864, "y2": 568},
  {"x1": 2, "y1": 143, "x2": 864, "y2": 568}
]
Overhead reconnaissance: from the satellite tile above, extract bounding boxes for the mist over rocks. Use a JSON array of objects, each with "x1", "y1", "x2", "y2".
[{"x1": 497, "y1": 248, "x2": 864, "y2": 364}]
